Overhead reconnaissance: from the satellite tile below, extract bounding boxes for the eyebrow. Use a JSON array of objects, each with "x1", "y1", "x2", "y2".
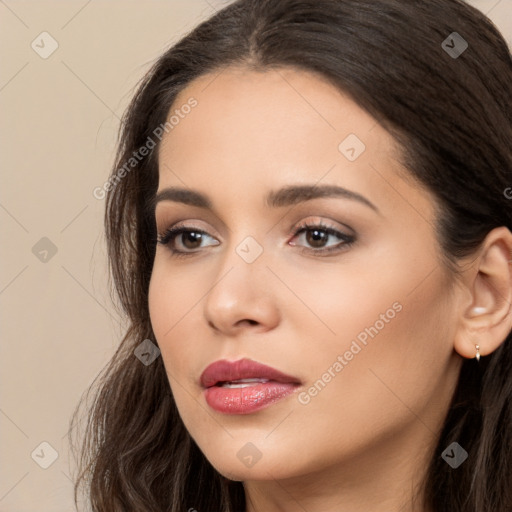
[{"x1": 152, "y1": 184, "x2": 379, "y2": 213}]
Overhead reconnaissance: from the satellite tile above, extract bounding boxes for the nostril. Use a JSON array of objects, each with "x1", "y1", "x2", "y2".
[{"x1": 235, "y1": 319, "x2": 259, "y2": 328}]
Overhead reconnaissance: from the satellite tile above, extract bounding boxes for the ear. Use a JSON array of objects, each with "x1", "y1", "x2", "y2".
[{"x1": 453, "y1": 226, "x2": 512, "y2": 360}]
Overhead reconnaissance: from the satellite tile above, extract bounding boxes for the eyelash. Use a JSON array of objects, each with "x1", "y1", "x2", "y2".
[{"x1": 156, "y1": 221, "x2": 356, "y2": 258}]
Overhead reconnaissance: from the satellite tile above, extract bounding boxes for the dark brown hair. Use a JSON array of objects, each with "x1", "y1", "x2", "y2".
[{"x1": 70, "y1": 0, "x2": 512, "y2": 510}]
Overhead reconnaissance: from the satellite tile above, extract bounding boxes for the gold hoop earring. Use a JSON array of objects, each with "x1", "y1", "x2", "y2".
[{"x1": 475, "y1": 344, "x2": 481, "y2": 362}]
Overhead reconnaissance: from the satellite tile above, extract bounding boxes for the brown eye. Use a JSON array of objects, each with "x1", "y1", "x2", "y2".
[
  {"x1": 289, "y1": 223, "x2": 356, "y2": 255},
  {"x1": 305, "y1": 228, "x2": 330, "y2": 248},
  {"x1": 179, "y1": 231, "x2": 203, "y2": 250},
  {"x1": 157, "y1": 226, "x2": 220, "y2": 256}
]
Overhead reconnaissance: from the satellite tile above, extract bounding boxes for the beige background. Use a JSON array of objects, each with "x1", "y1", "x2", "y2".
[{"x1": 0, "y1": 1, "x2": 510, "y2": 510}]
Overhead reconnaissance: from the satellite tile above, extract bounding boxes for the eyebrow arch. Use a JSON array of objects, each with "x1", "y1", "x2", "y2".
[{"x1": 152, "y1": 184, "x2": 379, "y2": 213}]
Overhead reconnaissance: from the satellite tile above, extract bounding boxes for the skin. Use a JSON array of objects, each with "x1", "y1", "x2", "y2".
[{"x1": 148, "y1": 66, "x2": 512, "y2": 512}]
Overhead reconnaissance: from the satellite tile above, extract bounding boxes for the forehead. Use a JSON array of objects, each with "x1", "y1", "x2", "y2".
[
  {"x1": 156, "y1": 65, "x2": 437, "y2": 224},
  {"x1": 159, "y1": 66, "x2": 389, "y2": 176},
  {"x1": 160, "y1": 65, "x2": 385, "y2": 156}
]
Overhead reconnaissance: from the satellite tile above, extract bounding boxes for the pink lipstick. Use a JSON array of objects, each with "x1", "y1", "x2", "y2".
[{"x1": 200, "y1": 358, "x2": 301, "y2": 414}]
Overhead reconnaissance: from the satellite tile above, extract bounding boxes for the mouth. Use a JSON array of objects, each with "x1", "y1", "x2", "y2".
[
  {"x1": 200, "y1": 357, "x2": 301, "y2": 389},
  {"x1": 200, "y1": 358, "x2": 301, "y2": 414},
  {"x1": 214, "y1": 377, "x2": 273, "y2": 388}
]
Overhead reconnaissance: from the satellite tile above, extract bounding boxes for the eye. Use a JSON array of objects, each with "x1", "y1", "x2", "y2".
[
  {"x1": 289, "y1": 221, "x2": 355, "y2": 255},
  {"x1": 156, "y1": 220, "x2": 356, "y2": 258},
  {"x1": 157, "y1": 225, "x2": 220, "y2": 257}
]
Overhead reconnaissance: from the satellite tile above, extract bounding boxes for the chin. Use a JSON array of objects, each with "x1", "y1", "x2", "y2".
[{"x1": 205, "y1": 448, "x2": 302, "y2": 483}]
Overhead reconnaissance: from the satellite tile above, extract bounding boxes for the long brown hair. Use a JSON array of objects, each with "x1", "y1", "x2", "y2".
[{"x1": 70, "y1": 0, "x2": 512, "y2": 510}]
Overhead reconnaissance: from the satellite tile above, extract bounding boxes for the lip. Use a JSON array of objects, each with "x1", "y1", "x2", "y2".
[
  {"x1": 200, "y1": 358, "x2": 301, "y2": 388},
  {"x1": 200, "y1": 358, "x2": 301, "y2": 414}
]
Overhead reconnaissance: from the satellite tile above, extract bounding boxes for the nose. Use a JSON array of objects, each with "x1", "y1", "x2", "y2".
[{"x1": 203, "y1": 239, "x2": 281, "y2": 336}]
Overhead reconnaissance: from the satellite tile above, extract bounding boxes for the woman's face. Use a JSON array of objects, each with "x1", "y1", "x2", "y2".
[{"x1": 148, "y1": 66, "x2": 463, "y2": 483}]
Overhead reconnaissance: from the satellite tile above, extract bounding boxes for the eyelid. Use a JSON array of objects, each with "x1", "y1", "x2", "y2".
[
  {"x1": 157, "y1": 219, "x2": 220, "y2": 239},
  {"x1": 157, "y1": 224, "x2": 220, "y2": 248},
  {"x1": 286, "y1": 216, "x2": 354, "y2": 238}
]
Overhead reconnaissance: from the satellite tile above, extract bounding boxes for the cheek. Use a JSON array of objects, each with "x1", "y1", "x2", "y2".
[
  {"x1": 148, "y1": 259, "x2": 213, "y2": 395},
  {"x1": 148, "y1": 256, "x2": 200, "y2": 338},
  {"x1": 148, "y1": 267, "x2": 169, "y2": 342},
  {"x1": 148, "y1": 264, "x2": 192, "y2": 373},
  {"x1": 313, "y1": 271, "x2": 453, "y2": 418},
  {"x1": 283, "y1": 247, "x2": 454, "y2": 414},
  {"x1": 277, "y1": 277, "x2": 453, "y2": 476},
  {"x1": 148, "y1": 269, "x2": 201, "y2": 424}
]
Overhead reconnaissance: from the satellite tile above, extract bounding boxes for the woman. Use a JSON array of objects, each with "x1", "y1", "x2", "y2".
[{"x1": 71, "y1": 0, "x2": 512, "y2": 510}]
